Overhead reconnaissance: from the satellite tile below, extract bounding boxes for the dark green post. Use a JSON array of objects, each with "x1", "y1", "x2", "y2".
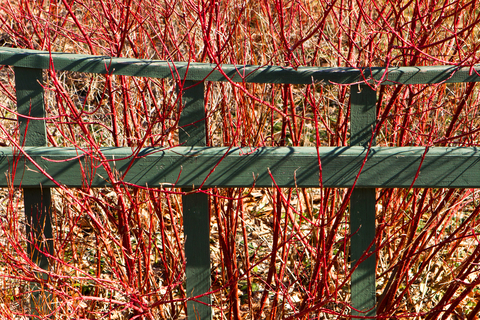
[
  {"x1": 15, "y1": 67, "x2": 53, "y2": 317},
  {"x1": 179, "y1": 80, "x2": 212, "y2": 320},
  {"x1": 350, "y1": 84, "x2": 377, "y2": 317}
]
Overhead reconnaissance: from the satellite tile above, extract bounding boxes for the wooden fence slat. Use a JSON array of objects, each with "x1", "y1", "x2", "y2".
[
  {"x1": 1, "y1": 146, "x2": 480, "y2": 188},
  {"x1": 180, "y1": 81, "x2": 212, "y2": 320},
  {"x1": 15, "y1": 67, "x2": 53, "y2": 318},
  {"x1": 350, "y1": 85, "x2": 377, "y2": 317},
  {"x1": 2, "y1": 47, "x2": 480, "y2": 85}
]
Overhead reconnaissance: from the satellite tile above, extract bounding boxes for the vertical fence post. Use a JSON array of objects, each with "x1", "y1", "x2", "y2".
[
  {"x1": 15, "y1": 67, "x2": 53, "y2": 318},
  {"x1": 179, "y1": 80, "x2": 212, "y2": 320},
  {"x1": 350, "y1": 84, "x2": 377, "y2": 317}
]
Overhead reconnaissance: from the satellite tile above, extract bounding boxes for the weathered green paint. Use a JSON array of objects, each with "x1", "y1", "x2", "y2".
[
  {"x1": 183, "y1": 192, "x2": 211, "y2": 320},
  {"x1": 350, "y1": 85, "x2": 377, "y2": 147},
  {"x1": 2, "y1": 146, "x2": 480, "y2": 188},
  {"x1": 350, "y1": 188, "x2": 377, "y2": 317},
  {"x1": 15, "y1": 67, "x2": 47, "y2": 146},
  {"x1": 15, "y1": 67, "x2": 53, "y2": 318},
  {"x1": 2, "y1": 47, "x2": 480, "y2": 85},
  {"x1": 179, "y1": 81, "x2": 207, "y2": 146},
  {"x1": 180, "y1": 81, "x2": 212, "y2": 320},
  {"x1": 350, "y1": 85, "x2": 377, "y2": 317},
  {"x1": 23, "y1": 188, "x2": 53, "y2": 317}
]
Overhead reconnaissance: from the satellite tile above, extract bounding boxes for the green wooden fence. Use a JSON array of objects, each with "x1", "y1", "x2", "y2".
[{"x1": 1, "y1": 47, "x2": 480, "y2": 319}]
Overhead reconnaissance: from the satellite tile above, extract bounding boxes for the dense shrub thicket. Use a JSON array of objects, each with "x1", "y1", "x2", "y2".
[{"x1": 0, "y1": 0, "x2": 479, "y2": 318}]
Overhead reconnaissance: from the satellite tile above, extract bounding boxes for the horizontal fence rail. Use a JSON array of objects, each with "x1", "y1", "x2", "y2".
[
  {"x1": 2, "y1": 47, "x2": 480, "y2": 85},
  {"x1": 0, "y1": 47, "x2": 476, "y2": 319},
  {"x1": 2, "y1": 146, "x2": 480, "y2": 188}
]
